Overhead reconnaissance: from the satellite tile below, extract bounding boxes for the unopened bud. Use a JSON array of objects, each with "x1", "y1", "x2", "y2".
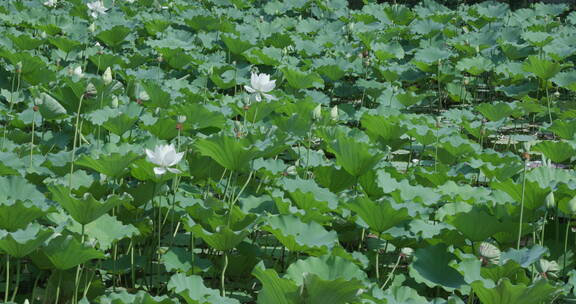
[
  {"x1": 313, "y1": 104, "x2": 322, "y2": 120},
  {"x1": 546, "y1": 191, "x2": 555, "y2": 209},
  {"x1": 330, "y1": 105, "x2": 338, "y2": 121},
  {"x1": 103, "y1": 67, "x2": 112, "y2": 84},
  {"x1": 177, "y1": 115, "x2": 187, "y2": 123}
]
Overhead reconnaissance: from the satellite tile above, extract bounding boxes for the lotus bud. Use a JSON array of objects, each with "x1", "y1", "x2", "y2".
[
  {"x1": 285, "y1": 165, "x2": 297, "y2": 176},
  {"x1": 554, "y1": 91, "x2": 560, "y2": 98},
  {"x1": 111, "y1": 96, "x2": 119, "y2": 108},
  {"x1": 475, "y1": 45, "x2": 480, "y2": 53},
  {"x1": 312, "y1": 104, "x2": 322, "y2": 120},
  {"x1": 40, "y1": 31, "x2": 47, "y2": 39},
  {"x1": 177, "y1": 115, "x2": 187, "y2": 123},
  {"x1": 330, "y1": 105, "x2": 339, "y2": 121},
  {"x1": 546, "y1": 191, "x2": 555, "y2": 209},
  {"x1": 400, "y1": 247, "x2": 414, "y2": 258},
  {"x1": 15, "y1": 61, "x2": 22, "y2": 73},
  {"x1": 138, "y1": 90, "x2": 150, "y2": 101},
  {"x1": 463, "y1": 77, "x2": 470, "y2": 85},
  {"x1": 568, "y1": 196, "x2": 576, "y2": 215},
  {"x1": 103, "y1": 67, "x2": 112, "y2": 84},
  {"x1": 348, "y1": 22, "x2": 355, "y2": 31},
  {"x1": 73, "y1": 66, "x2": 84, "y2": 78},
  {"x1": 463, "y1": 26, "x2": 469, "y2": 33},
  {"x1": 89, "y1": 23, "x2": 96, "y2": 33}
]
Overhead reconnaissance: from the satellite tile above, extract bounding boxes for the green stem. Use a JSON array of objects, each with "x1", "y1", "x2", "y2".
[
  {"x1": 564, "y1": 218, "x2": 571, "y2": 275},
  {"x1": 4, "y1": 254, "x2": 9, "y2": 303},
  {"x1": 221, "y1": 251, "x2": 229, "y2": 297},
  {"x1": 381, "y1": 255, "x2": 402, "y2": 290},
  {"x1": 70, "y1": 94, "x2": 86, "y2": 190},
  {"x1": 517, "y1": 160, "x2": 527, "y2": 250},
  {"x1": 30, "y1": 109, "x2": 36, "y2": 168},
  {"x1": 10, "y1": 259, "x2": 20, "y2": 302}
]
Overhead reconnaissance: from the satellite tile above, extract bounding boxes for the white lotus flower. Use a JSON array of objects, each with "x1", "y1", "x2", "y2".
[
  {"x1": 87, "y1": 1, "x2": 107, "y2": 18},
  {"x1": 244, "y1": 72, "x2": 277, "y2": 102},
  {"x1": 145, "y1": 144, "x2": 184, "y2": 175},
  {"x1": 330, "y1": 105, "x2": 339, "y2": 120},
  {"x1": 44, "y1": 0, "x2": 57, "y2": 7}
]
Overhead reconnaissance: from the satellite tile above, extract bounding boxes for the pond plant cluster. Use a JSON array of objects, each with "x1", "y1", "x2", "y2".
[{"x1": 1, "y1": 0, "x2": 576, "y2": 303}]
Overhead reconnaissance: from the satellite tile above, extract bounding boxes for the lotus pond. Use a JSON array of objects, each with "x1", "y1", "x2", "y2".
[{"x1": 2, "y1": 0, "x2": 576, "y2": 303}]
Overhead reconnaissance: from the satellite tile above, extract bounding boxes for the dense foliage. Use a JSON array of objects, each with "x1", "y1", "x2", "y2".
[{"x1": 1, "y1": 0, "x2": 576, "y2": 303}]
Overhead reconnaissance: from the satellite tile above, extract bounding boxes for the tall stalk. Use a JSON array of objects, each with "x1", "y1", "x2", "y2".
[
  {"x1": 517, "y1": 155, "x2": 528, "y2": 249},
  {"x1": 70, "y1": 94, "x2": 86, "y2": 190}
]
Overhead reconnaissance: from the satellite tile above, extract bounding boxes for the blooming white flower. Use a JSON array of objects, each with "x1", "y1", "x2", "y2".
[
  {"x1": 87, "y1": 1, "x2": 107, "y2": 18},
  {"x1": 145, "y1": 144, "x2": 184, "y2": 175},
  {"x1": 244, "y1": 72, "x2": 277, "y2": 102},
  {"x1": 44, "y1": 0, "x2": 57, "y2": 7}
]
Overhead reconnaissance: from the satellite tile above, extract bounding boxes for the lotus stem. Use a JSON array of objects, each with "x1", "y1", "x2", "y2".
[
  {"x1": 564, "y1": 218, "x2": 571, "y2": 275},
  {"x1": 4, "y1": 254, "x2": 9, "y2": 303},
  {"x1": 10, "y1": 258, "x2": 20, "y2": 302},
  {"x1": 29, "y1": 109, "x2": 36, "y2": 168},
  {"x1": 381, "y1": 254, "x2": 402, "y2": 290},
  {"x1": 70, "y1": 94, "x2": 86, "y2": 191},
  {"x1": 1, "y1": 67, "x2": 21, "y2": 150},
  {"x1": 221, "y1": 251, "x2": 229, "y2": 297},
  {"x1": 517, "y1": 159, "x2": 527, "y2": 250}
]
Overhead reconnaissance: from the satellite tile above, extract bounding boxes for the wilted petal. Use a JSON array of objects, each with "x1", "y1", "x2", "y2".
[{"x1": 153, "y1": 167, "x2": 167, "y2": 175}]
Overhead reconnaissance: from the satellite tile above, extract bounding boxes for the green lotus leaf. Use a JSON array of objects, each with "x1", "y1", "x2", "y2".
[
  {"x1": 35, "y1": 92, "x2": 67, "y2": 121},
  {"x1": 172, "y1": 103, "x2": 226, "y2": 131},
  {"x1": 0, "y1": 50, "x2": 56, "y2": 85},
  {"x1": 0, "y1": 223, "x2": 55, "y2": 258},
  {"x1": 0, "y1": 176, "x2": 45, "y2": 202},
  {"x1": 66, "y1": 214, "x2": 139, "y2": 250},
  {"x1": 96, "y1": 25, "x2": 131, "y2": 49},
  {"x1": 48, "y1": 36, "x2": 81, "y2": 53},
  {"x1": 209, "y1": 66, "x2": 237, "y2": 90},
  {"x1": 409, "y1": 244, "x2": 466, "y2": 291},
  {"x1": 380, "y1": 286, "x2": 430, "y2": 304},
  {"x1": 221, "y1": 33, "x2": 253, "y2": 55},
  {"x1": 347, "y1": 197, "x2": 410, "y2": 234},
  {"x1": 299, "y1": 273, "x2": 364, "y2": 304},
  {"x1": 49, "y1": 184, "x2": 132, "y2": 225},
  {"x1": 327, "y1": 133, "x2": 384, "y2": 177},
  {"x1": 242, "y1": 47, "x2": 283, "y2": 66},
  {"x1": 263, "y1": 214, "x2": 338, "y2": 256},
  {"x1": 456, "y1": 56, "x2": 494, "y2": 76},
  {"x1": 476, "y1": 102, "x2": 513, "y2": 122},
  {"x1": 552, "y1": 70, "x2": 576, "y2": 91},
  {"x1": 491, "y1": 179, "x2": 548, "y2": 210},
  {"x1": 500, "y1": 245, "x2": 547, "y2": 268},
  {"x1": 280, "y1": 177, "x2": 339, "y2": 212},
  {"x1": 187, "y1": 224, "x2": 250, "y2": 252},
  {"x1": 42, "y1": 235, "x2": 105, "y2": 270},
  {"x1": 472, "y1": 278, "x2": 559, "y2": 304},
  {"x1": 97, "y1": 103, "x2": 141, "y2": 135},
  {"x1": 314, "y1": 166, "x2": 356, "y2": 193},
  {"x1": 8, "y1": 33, "x2": 44, "y2": 50},
  {"x1": 523, "y1": 56, "x2": 561, "y2": 80},
  {"x1": 76, "y1": 151, "x2": 140, "y2": 178},
  {"x1": 532, "y1": 141, "x2": 574, "y2": 163},
  {"x1": 285, "y1": 255, "x2": 367, "y2": 285},
  {"x1": 384, "y1": 5, "x2": 415, "y2": 25},
  {"x1": 251, "y1": 262, "x2": 299, "y2": 304},
  {"x1": 445, "y1": 206, "x2": 505, "y2": 241},
  {"x1": 95, "y1": 290, "x2": 177, "y2": 304},
  {"x1": 281, "y1": 67, "x2": 324, "y2": 89},
  {"x1": 372, "y1": 41, "x2": 404, "y2": 61},
  {"x1": 0, "y1": 200, "x2": 52, "y2": 232},
  {"x1": 548, "y1": 119, "x2": 576, "y2": 139},
  {"x1": 167, "y1": 274, "x2": 240, "y2": 304},
  {"x1": 195, "y1": 134, "x2": 260, "y2": 173}
]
